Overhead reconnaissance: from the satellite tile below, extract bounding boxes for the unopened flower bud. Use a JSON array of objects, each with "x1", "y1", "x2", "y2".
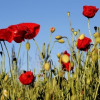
[
  {"x1": 58, "y1": 39, "x2": 65, "y2": 43},
  {"x1": 74, "y1": 31, "x2": 78, "y2": 35},
  {"x1": 50, "y1": 27, "x2": 56, "y2": 33},
  {"x1": 71, "y1": 28, "x2": 74, "y2": 32},
  {"x1": 67, "y1": 12, "x2": 70, "y2": 16},
  {"x1": 4, "y1": 75, "x2": 9, "y2": 82},
  {"x1": 55, "y1": 35, "x2": 63, "y2": 40},
  {"x1": 3, "y1": 89, "x2": 9, "y2": 97},
  {"x1": 94, "y1": 32, "x2": 100, "y2": 38},
  {"x1": 57, "y1": 53, "x2": 61, "y2": 58},
  {"x1": 44, "y1": 62, "x2": 51, "y2": 71},
  {"x1": 26, "y1": 42, "x2": 30, "y2": 51}
]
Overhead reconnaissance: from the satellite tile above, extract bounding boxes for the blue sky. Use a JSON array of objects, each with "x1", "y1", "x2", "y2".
[{"x1": 0, "y1": 0, "x2": 100, "y2": 73}]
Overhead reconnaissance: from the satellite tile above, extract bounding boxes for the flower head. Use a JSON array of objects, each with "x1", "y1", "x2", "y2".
[
  {"x1": 77, "y1": 34, "x2": 92, "y2": 51},
  {"x1": 0, "y1": 23, "x2": 40, "y2": 43},
  {"x1": 62, "y1": 62, "x2": 74, "y2": 71},
  {"x1": 58, "y1": 51, "x2": 74, "y2": 72},
  {"x1": 19, "y1": 71, "x2": 35, "y2": 85},
  {"x1": 83, "y1": 5, "x2": 99, "y2": 18},
  {"x1": 0, "y1": 28, "x2": 14, "y2": 42}
]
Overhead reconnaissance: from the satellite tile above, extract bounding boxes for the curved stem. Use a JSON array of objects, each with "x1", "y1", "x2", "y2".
[
  {"x1": 33, "y1": 39, "x2": 41, "y2": 53},
  {"x1": 50, "y1": 41, "x2": 56, "y2": 54}
]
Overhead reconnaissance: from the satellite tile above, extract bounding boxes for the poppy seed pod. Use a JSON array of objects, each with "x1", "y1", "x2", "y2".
[
  {"x1": 79, "y1": 34, "x2": 85, "y2": 40},
  {"x1": 60, "y1": 54, "x2": 70, "y2": 63},
  {"x1": 58, "y1": 39, "x2": 65, "y2": 43},
  {"x1": 55, "y1": 35, "x2": 63, "y2": 40},
  {"x1": 26, "y1": 41, "x2": 30, "y2": 50},
  {"x1": 44, "y1": 62, "x2": 51, "y2": 71}
]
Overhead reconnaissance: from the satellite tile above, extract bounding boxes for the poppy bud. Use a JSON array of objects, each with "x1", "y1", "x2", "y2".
[
  {"x1": 71, "y1": 28, "x2": 74, "y2": 32},
  {"x1": 74, "y1": 31, "x2": 78, "y2": 35},
  {"x1": 96, "y1": 37, "x2": 100, "y2": 43},
  {"x1": 60, "y1": 54, "x2": 70, "y2": 63},
  {"x1": 44, "y1": 62, "x2": 51, "y2": 71},
  {"x1": 4, "y1": 75, "x2": 9, "y2": 82},
  {"x1": 94, "y1": 32, "x2": 100, "y2": 38},
  {"x1": 50, "y1": 27, "x2": 56, "y2": 33},
  {"x1": 58, "y1": 39, "x2": 65, "y2": 43},
  {"x1": 67, "y1": 12, "x2": 70, "y2": 16},
  {"x1": 3, "y1": 89, "x2": 9, "y2": 97},
  {"x1": 57, "y1": 53, "x2": 61, "y2": 58},
  {"x1": 55, "y1": 35, "x2": 63, "y2": 40},
  {"x1": 79, "y1": 34, "x2": 85, "y2": 40},
  {"x1": 26, "y1": 41, "x2": 30, "y2": 51}
]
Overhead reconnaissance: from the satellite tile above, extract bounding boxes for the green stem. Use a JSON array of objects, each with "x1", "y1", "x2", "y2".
[
  {"x1": 0, "y1": 41, "x2": 4, "y2": 52},
  {"x1": 33, "y1": 39, "x2": 41, "y2": 54},
  {"x1": 88, "y1": 18, "x2": 94, "y2": 43},
  {"x1": 94, "y1": 83, "x2": 100, "y2": 100},
  {"x1": 3, "y1": 41, "x2": 11, "y2": 72},
  {"x1": 17, "y1": 43, "x2": 22, "y2": 60},
  {"x1": 27, "y1": 50, "x2": 29, "y2": 71}
]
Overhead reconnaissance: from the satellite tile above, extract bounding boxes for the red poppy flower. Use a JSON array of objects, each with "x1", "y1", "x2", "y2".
[
  {"x1": 0, "y1": 28, "x2": 14, "y2": 42},
  {"x1": 83, "y1": 6, "x2": 99, "y2": 18},
  {"x1": 0, "y1": 23, "x2": 40, "y2": 43},
  {"x1": 19, "y1": 71, "x2": 35, "y2": 85},
  {"x1": 20, "y1": 23, "x2": 40, "y2": 39},
  {"x1": 63, "y1": 51, "x2": 70, "y2": 56},
  {"x1": 77, "y1": 37, "x2": 92, "y2": 51},
  {"x1": 8, "y1": 25, "x2": 27, "y2": 43},
  {"x1": 62, "y1": 62, "x2": 74, "y2": 71},
  {"x1": 8, "y1": 23, "x2": 40, "y2": 43}
]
